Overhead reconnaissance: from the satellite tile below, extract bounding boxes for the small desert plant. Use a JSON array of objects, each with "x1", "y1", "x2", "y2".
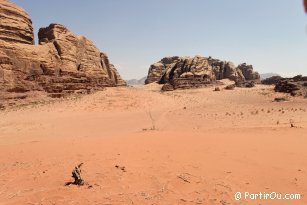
[
  {"x1": 66, "y1": 163, "x2": 84, "y2": 186},
  {"x1": 146, "y1": 111, "x2": 156, "y2": 130}
]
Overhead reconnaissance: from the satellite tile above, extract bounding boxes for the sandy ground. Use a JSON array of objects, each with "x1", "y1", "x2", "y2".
[{"x1": 0, "y1": 83, "x2": 306, "y2": 205}]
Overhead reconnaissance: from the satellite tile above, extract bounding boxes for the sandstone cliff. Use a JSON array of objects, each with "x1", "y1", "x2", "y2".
[
  {"x1": 145, "y1": 55, "x2": 260, "y2": 90},
  {"x1": 0, "y1": 0, "x2": 34, "y2": 44},
  {"x1": 0, "y1": 0, "x2": 125, "y2": 99}
]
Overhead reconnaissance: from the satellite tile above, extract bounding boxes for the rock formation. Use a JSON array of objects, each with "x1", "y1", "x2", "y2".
[
  {"x1": 0, "y1": 0, "x2": 34, "y2": 44},
  {"x1": 259, "y1": 75, "x2": 307, "y2": 97},
  {"x1": 237, "y1": 63, "x2": 260, "y2": 80},
  {"x1": 260, "y1": 73, "x2": 280, "y2": 80},
  {"x1": 157, "y1": 56, "x2": 216, "y2": 90},
  {"x1": 261, "y1": 76, "x2": 283, "y2": 85},
  {"x1": 209, "y1": 58, "x2": 245, "y2": 81},
  {"x1": 145, "y1": 55, "x2": 260, "y2": 90},
  {"x1": 274, "y1": 75, "x2": 307, "y2": 97},
  {"x1": 0, "y1": 0, "x2": 125, "y2": 100}
]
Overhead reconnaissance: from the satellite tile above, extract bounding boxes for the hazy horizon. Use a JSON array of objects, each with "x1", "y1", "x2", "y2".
[{"x1": 12, "y1": 0, "x2": 307, "y2": 80}]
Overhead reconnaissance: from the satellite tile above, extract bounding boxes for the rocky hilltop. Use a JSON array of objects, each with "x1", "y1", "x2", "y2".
[
  {"x1": 145, "y1": 56, "x2": 260, "y2": 90},
  {"x1": 0, "y1": 0, "x2": 125, "y2": 100}
]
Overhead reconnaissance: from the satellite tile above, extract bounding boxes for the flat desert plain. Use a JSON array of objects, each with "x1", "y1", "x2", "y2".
[{"x1": 0, "y1": 83, "x2": 306, "y2": 205}]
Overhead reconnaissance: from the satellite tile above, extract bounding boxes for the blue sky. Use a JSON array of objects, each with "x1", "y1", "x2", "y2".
[{"x1": 12, "y1": 0, "x2": 307, "y2": 79}]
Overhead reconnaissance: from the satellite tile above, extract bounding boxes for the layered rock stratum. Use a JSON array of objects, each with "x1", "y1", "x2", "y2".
[
  {"x1": 0, "y1": 0, "x2": 34, "y2": 44},
  {"x1": 145, "y1": 56, "x2": 260, "y2": 90},
  {"x1": 0, "y1": 0, "x2": 125, "y2": 100}
]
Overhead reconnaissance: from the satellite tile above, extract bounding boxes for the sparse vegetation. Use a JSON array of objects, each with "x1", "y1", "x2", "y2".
[
  {"x1": 143, "y1": 111, "x2": 156, "y2": 131},
  {"x1": 65, "y1": 163, "x2": 84, "y2": 186}
]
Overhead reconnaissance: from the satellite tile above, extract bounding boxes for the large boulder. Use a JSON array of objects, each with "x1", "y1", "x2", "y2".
[
  {"x1": 145, "y1": 55, "x2": 260, "y2": 90},
  {"x1": 0, "y1": 0, "x2": 126, "y2": 99}
]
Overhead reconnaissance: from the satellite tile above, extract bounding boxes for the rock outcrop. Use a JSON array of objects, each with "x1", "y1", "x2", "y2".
[
  {"x1": 260, "y1": 75, "x2": 307, "y2": 97},
  {"x1": 235, "y1": 80, "x2": 255, "y2": 88},
  {"x1": 145, "y1": 55, "x2": 260, "y2": 90},
  {"x1": 0, "y1": 0, "x2": 34, "y2": 44},
  {"x1": 0, "y1": 0, "x2": 125, "y2": 100},
  {"x1": 157, "y1": 56, "x2": 216, "y2": 90},
  {"x1": 274, "y1": 75, "x2": 307, "y2": 97},
  {"x1": 237, "y1": 63, "x2": 260, "y2": 80},
  {"x1": 260, "y1": 73, "x2": 280, "y2": 80},
  {"x1": 261, "y1": 76, "x2": 283, "y2": 85},
  {"x1": 208, "y1": 58, "x2": 245, "y2": 81}
]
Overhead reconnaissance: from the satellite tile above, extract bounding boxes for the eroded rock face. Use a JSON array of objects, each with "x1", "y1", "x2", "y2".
[
  {"x1": 209, "y1": 58, "x2": 245, "y2": 81},
  {"x1": 149, "y1": 56, "x2": 216, "y2": 90},
  {"x1": 237, "y1": 63, "x2": 260, "y2": 81},
  {"x1": 0, "y1": 0, "x2": 125, "y2": 100},
  {"x1": 0, "y1": 0, "x2": 34, "y2": 44},
  {"x1": 145, "y1": 55, "x2": 260, "y2": 90}
]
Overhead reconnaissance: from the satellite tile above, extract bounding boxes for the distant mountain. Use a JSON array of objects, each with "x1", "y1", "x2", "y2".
[
  {"x1": 260, "y1": 73, "x2": 280, "y2": 80},
  {"x1": 126, "y1": 76, "x2": 146, "y2": 85}
]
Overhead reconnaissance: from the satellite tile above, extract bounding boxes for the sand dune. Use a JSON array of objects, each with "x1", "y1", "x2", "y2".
[{"x1": 0, "y1": 84, "x2": 306, "y2": 205}]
